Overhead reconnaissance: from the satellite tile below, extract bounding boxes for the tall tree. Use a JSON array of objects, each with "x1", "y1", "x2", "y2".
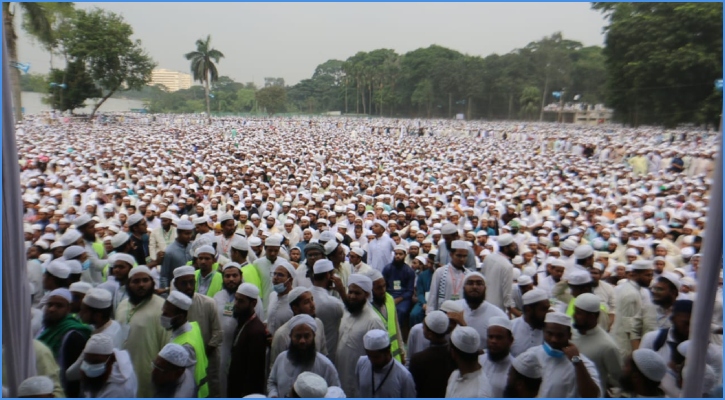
[
  {"x1": 45, "y1": 60, "x2": 101, "y2": 112},
  {"x1": 256, "y1": 86, "x2": 287, "y2": 115},
  {"x1": 184, "y1": 35, "x2": 224, "y2": 124}
]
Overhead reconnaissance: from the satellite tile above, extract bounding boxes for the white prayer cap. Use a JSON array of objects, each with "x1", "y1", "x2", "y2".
[
  {"x1": 319, "y1": 231, "x2": 336, "y2": 242},
  {"x1": 440, "y1": 300, "x2": 464, "y2": 314},
  {"x1": 371, "y1": 219, "x2": 386, "y2": 228},
  {"x1": 84, "y1": 333, "x2": 114, "y2": 355},
  {"x1": 69, "y1": 281, "x2": 92, "y2": 294},
  {"x1": 275, "y1": 261, "x2": 296, "y2": 279},
  {"x1": 548, "y1": 247, "x2": 561, "y2": 254},
  {"x1": 47, "y1": 261, "x2": 71, "y2": 279},
  {"x1": 451, "y1": 326, "x2": 480, "y2": 354},
  {"x1": 350, "y1": 247, "x2": 365, "y2": 257},
  {"x1": 111, "y1": 253, "x2": 136, "y2": 267},
  {"x1": 497, "y1": 234, "x2": 514, "y2": 247},
  {"x1": 249, "y1": 237, "x2": 262, "y2": 247},
  {"x1": 313, "y1": 259, "x2": 334, "y2": 274},
  {"x1": 128, "y1": 265, "x2": 152, "y2": 278},
  {"x1": 265, "y1": 236, "x2": 282, "y2": 247},
  {"x1": 159, "y1": 343, "x2": 195, "y2": 368},
  {"x1": 512, "y1": 351, "x2": 542, "y2": 379},
  {"x1": 325, "y1": 386, "x2": 346, "y2": 398},
  {"x1": 193, "y1": 216, "x2": 210, "y2": 225},
  {"x1": 223, "y1": 262, "x2": 241, "y2": 272},
  {"x1": 65, "y1": 259, "x2": 82, "y2": 274},
  {"x1": 237, "y1": 282, "x2": 259, "y2": 299},
  {"x1": 658, "y1": 272, "x2": 681, "y2": 291},
  {"x1": 573, "y1": 245, "x2": 594, "y2": 259},
  {"x1": 219, "y1": 213, "x2": 234, "y2": 223},
  {"x1": 464, "y1": 271, "x2": 486, "y2": 284},
  {"x1": 323, "y1": 240, "x2": 339, "y2": 256},
  {"x1": 167, "y1": 290, "x2": 192, "y2": 311},
  {"x1": 173, "y1": 265, "x2": 195, "y2": 278},
  {"x1": 522, "y1": 289, "x2": 548, "y2": 306},
  {"x1": 289, "y1": 314, "x2": 317, "y2": 333},
  {"x1": 517, "y1": 275, "x2": 533, "y2": 286},
  {"x1": 243, "y1": 395, "x2": 267, "y2": 398},
  {"x1": 632, "y1": 259, "x2": 653, "y2": 270},
  {"x1": 48, "y1": 288, "x2": 72, "y2": 303},
  {"x1": 451, "y1": 240, "x2": 468, "y2": 250},
  {"x1": 561, "y1": 239, "x2": 578, "y2": 251},
  {"x1": 549, "y1": 259, "x2": 566, "y2": 268},
  {"x1": 363, "y1": 329, "x2": 390, "y2": 351},
  {"x1": 17, "y1": 376, "x2": 54, "y2": 397},
  {"x1": 288, "y1": 287, "x2": 310, "y2": 304},
  {"x1": 408, "y1": 242, "x2": 420, "y2": 248},
  {"x1": 72, "y1": 214, "x2": 93, "y2": 227},
  {"x1": 195, "y1": 245, "x2": 216, "y2": 257},
  {"x1": 488, "y1": 316, "x2": 513, "y2": 332},
  {"x1": 544, "y1": 311, "x2": 571, "y2": 328},
  {"x1": 59, "y1": 229, "x2": 83, "y2": 246},
  {"x1": 567, "y1": 270, "x2": 592, "y2": 286},
  {"x1": 632, "y1": 349, "x2": 667, "y2": 382},
  {"x1": 394, "y1": 244, "x2": 407, "y2": 253},
  {"x1": 176, "y1": 219, "x2": 194, "y2": 230},
  {"x1": 231, "y1": 237, "x2": 249, "y2": 251},
  {"x1": 127, "y1": 213, "x2": 144, "y2": 227},
  {"x1": 366, "y1": 269, "x2": 383, "y2": 282},
  {"x1": 348, "y1": 273, "x2": 372, "y2": 294},
  {"x1": 424, "y1": 310, "x2": 449, "y2": 334},
  {"x1": 110, "y1": 232, "x2": 131, "y2": 249},
  {"x1": 160, "y1": 211, "x2": 174, "y2": 220},
  {"x1": 512, "y1": 255, "x2": 524, "y2": 265},
  {"x1": 625, "y1": 248, "x2": 639, "y2": 257},
  {"x1": 63, "y1": 245, "x2": 86, "y2": 260},
  {"x1": 83, "y1": 288, "x2": 113, "y2": 309},
  {"x1": 441, "y1": 223, "x2": 458, "y2": 235},
  {"x1": 293, "y1": 372, "x2": 328, "y2": 398},
  {"x1": 574, "y1": 293, "x2": 601, "y2": 313}
]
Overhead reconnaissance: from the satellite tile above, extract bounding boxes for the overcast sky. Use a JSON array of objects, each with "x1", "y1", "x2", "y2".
[{"x1": 16, "y1": 2, "x2": 608, "y2": 87}]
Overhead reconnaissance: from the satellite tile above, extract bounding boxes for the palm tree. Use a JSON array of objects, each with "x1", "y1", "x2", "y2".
[
  {"x1": 3, "y1": 2, "x2": 53, "y2": 121},
  {"x1": 184, "y1": 35, "x2": 224, "y2": 125}
]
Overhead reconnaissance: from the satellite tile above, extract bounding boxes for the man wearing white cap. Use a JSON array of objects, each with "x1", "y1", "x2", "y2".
[
  {"x1": 17, "y1": 376, "x2": 55, "y2": 398},
  {"x1": 268, "y1": 314, "x2": 339, "y2": 398},
  {"x1": 480, "y1": 234, "x2": 515, "y2": 311},
  {"x1": 78, "y1": 334, "x2": 138, "y2": 397},
  {"x1": 149, "y1": 211, "x2": 177, "y2": 262},
  {"x1": 193, "y1": 245, "x2": 223, "y2": 298},
  {"x1": 519, "y1": 311, "x2": 601, "y2": 397},
  {"x1": 552, "y1": 269, "x2": 610, "y2": 330},
  {"x1": 292, "y1": 372, "x2": 329, "y2": 398},
  {"x1": 618, "y1": 349, "x2": 667, "y2": 397},
  {"x1": 611, "y1": 259, "x2": 657, "y2": 359},
  {"x1": 479, "y1": 316, "x2": 515, "y2": 397},
  {"x1": 355, "y1": 329, "x2": 416, "y2": 398},
  {"x1": 152, "y1": 343, "x2": 198, "y2": 398},
  {"x1": 408, "y1": 311, "x2": 456, "y2": 398},
  {"x1": 265, "y1": 260, "x2": 298, "y2": 335},
  {"x1": 162, "y1": 290, "x2": 210, "y2": 398},
  {"x1": 511, "y1": 274, "x2": 534, "y2": 317},
  {"x1": 228, "y1": 283, "x2": 267, "y2": 397},
  {"x1": 457, "y1": 272, "x2": 507, "y2": 350},
  {"x1": 571, "y1": 292, "x2": 622, "y2": 393},
  {"x1": 427, "y1": 240, "x2": 470, "y2": 314},
  {"x1": 510, "y1": 288, "x2": 549, "y2": 357},
  {"x1": 160, "y1": 219, "x2": 194, "y2": 292},
  {"x1": 115, "y1": 266, "x2": 170, "y2": 397},
  {"x1": 270, "y1": 287, "x2": 328, "y2": 364},
  {"x1": 73, "y1": 214, "x2": 107, "y2": 286},
  {"x1": 504, "y1": 351, "x2": 542, "y2": 397},
  {"x1": 216, "y1": 213, "x2": 238, "y2": 261},
  {"x1": 2, "y1": 339, "x2": 64, "y2": 398},
  {"x1": 310, "y1": 259, "x2": 345, "y2": 364},
  {"x1": 369, "y1": 269, "x2": 406, "y2": 364},
  {"x1": 336, "y1": 274, "x2": 385, "y2": 397},
  {"x1": 445, "y1": 326, "x2": 491, "y2": 398},
  {"x1": 435, "y1": 223, "x2": 478, "y2": 271},
  {"x1": 366, "y1": 220, "x2": 395, "y2": 273},
  {"x1": 255, "y1": 235, "x2": 285, "y2": 315}
]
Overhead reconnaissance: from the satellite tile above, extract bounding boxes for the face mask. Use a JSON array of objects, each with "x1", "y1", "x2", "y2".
[
  {"x1": 542, "y1": 341, "x2": 565, "y2": 358},
  {"x1": 81, "y1": 358, "x2": 109, "y2": 378},
  {"x1": 82, "y1": 260, "x2": 92, "y2": 271},
  {"x1": 160, "y1": 315, "x2": 175, "y2": 330},
  {"x1": 273, "y1": 282, "x2": 287, "y2": 294}
]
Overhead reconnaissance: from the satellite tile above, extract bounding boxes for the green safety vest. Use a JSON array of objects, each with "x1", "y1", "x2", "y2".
[
  {"x1": 241, "y1": 264, "x2": 262, "y2": 292},
  {"x1": 566, "y1": 297, "x2": 608, "y2": 318},
  {"x1": 92, "y1": 241, "x2": 105, "y2": 259},
  {"x1": 372, "y1": 293, "x2": 403, "y2": 363},
  {"x1": 194, "y1": 270, "x2": 223, "y2": 298},
  {"x1": 172, "y1": 322, "x2": 209, "y2": 398}
]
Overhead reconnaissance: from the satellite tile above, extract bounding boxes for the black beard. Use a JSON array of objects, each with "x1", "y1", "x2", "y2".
[
  {"x1": 287, "y1": 342, "x2": 317, "y2": 365},
  {"x1": 619, "y1": 374, "x2": 635, "y2": 393},
  {"x1": 345, "y1": 299, "x2": 366, "y2": 314},
  {"x1": 128, "y1": 286, "x2": 154, "y2": 305},
  {"x1": 154, "y1": 382, "x2": 178, "y2": 398},
  {"x1": 234, "y1": 309, "x2": 252, "y2": 322},
  {"x1": 487, "y1": 349, "x2": 509, "y2": 362},
  {"x1": 464, "y1": 292, "x2": 485, "y2": 309},
  {"x1": 147, "y1": 216, "x2": 155, "y2": 222}
]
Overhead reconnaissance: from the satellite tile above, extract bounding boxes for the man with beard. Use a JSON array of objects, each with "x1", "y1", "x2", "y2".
[
  {"x1": 268, "y1": 315, "x2": 340, "y2": 398},
  {"x1": 502, "y1": 351, "x2": 542, "y2": 398},
  {"x1": 115, "y1": 266, "x2": 170, "y2": 397},
  {"x1": 571, "y1": 293, "x2": 622, "y2": 393},
  {"x1": 161, "y1": 291, "x2": 209, "y2": 398},
  {"x1": 370, "y1": 270, "x2": 406, "y2": 364},
  {"x1": 78, "y1": 334, "x2": 137, "y2": 397},
  {"x1": 193, "y1": 216, "x2": 215, "y2": 242},
  {"x1": 457, "y1": 272, "x2": 507, "y2": 349},
  {"x1": 480, "y1": 233, "x2": 516, "y2": 311},
  {"x1": 229, "y1": 237, "x2": 261, "y2": 292},
  {"x1": 149, "y1": 212, "x2": 177, "y2": 263},
  {"x1": 295, "y1": 229, "x2": 312, "y2": 254},
  {"x1": 37, "y1": 288, "x2": 92, "y2": 397},
  {"x1": 323, "y1": 240, "x2": 352, "y2": 300},
  {"x1": 289, "y1": 247, "x2": 302, "y2": 267},
  {"x1": 228, "y1": 283, "x2": 267, "y2": 397},
  {"x1": 127, "y1": 214, "x2": 155, "y2": 268},
  {"x1": 611, "y1": 259, "x2": 656, "y2": 359},
  {"x1": 445, "y1": 326, "x2": 490, "y2": 397},
  {"x1": 216, "y1": 213, "x2": 237, "y2": 261},
  {"x1": 435, "y1": 223, "x2": 477, "y2": 271},
  {"x1": 552, "y1": 270, "x2": 610, "y2": 330},
  {"x1": 427, "y1": 240, "x2": 470, "y2": 313},
  {"x1": 152, "y1": 343, "x2": 198, "y2": 398},
  {"x1": 104, "y1": 253, "x2": 135, "y2": 313},
  {"x1": 310, "y1": 259, "x2": 345, "y2": 364},
  {"x1": 266, "y1": 261, "x2": 297, "y2": 336},
  {"x1": 617, "y1": 349, "x2": 667, "y2": 398},
  {"x1": 650, "y1": 273, "x2": 681, "y2": 329},
  {"x1": 480, "y1": 317, "x2": 515, "y2": 397},
  {"x1": 366, "y1": 220, "x2": 395, "y2": 272},
  {"x1": 172, "y1": 266, "x2": 223, "y2": 398},
  {"x1": 145, "y1": 207, "x2": 161, "y2": 232},
  {"x1": 355, "y1": 329, "x2": 416, "y2": 398},
  {"x1": 72, "y1": 214, "x2": 106, "y2": 285},
  {"x1": 408, "y1": 311, "x2": 456, "y2": 398},
  {"x1": 510, "y1": 289, "x2": 549, "y2": 357},
  {"x1": 212, "y1": 263, "x2": 263, "y2": 397},
  {"x1": 335, "y1": 274, "x2": 386, "y2": 397},
  {"x1": 348, "y1": 246, "x2": 372, "y2": 276},
  {"x1": 538, "y1": 258, "x2": 566, "y2": 298},
  {"x1": 294, "y1": 242, "x2": 325, "y2": 289},
  {"x1": 382, "y1": 245, "x2": 415, "y2": 338},
  {"x1": 160, "y1": 220, "x2": 194, "y2": 294},
  {"x1": 589, "y1": 263, "x2": 616, "y2": 329},
  {"x1": 270, "y1": 287, "x2": 328, "y2": 363},
  {"x1": 255, "y1": 236, "x2": 285, "y2": 314},
  {"x1": 639, "y1": 300, "x2": 695, "y2": 370}
]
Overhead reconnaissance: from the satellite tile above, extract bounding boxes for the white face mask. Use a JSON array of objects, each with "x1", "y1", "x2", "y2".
[
  {"x1": 81, "y1": 357, "x2": 110, "y2": 378},
  {"x1": 160, "y1": 315, "x2": 175, "y2": 330}
]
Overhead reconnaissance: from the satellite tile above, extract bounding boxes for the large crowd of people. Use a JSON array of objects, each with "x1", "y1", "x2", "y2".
[{"x1": 6, "y1": 114, "x2": 722, "y2": 398}]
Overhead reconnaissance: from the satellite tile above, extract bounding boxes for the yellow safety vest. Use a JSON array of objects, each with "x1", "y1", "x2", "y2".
[
  {"x1": 373, "y1": 293, "x2": 403, "y2": 362},
  {"x1": 172, "y1": 322, "x2": 209, "y2": 398},
  {"x1": 92, "y1": 241, "x2": 105, "y2": 259},
  {"x1": 241, "y1": 264, "x2": 262, "y2": 292},
  {"x1": 194, "y1": 270, "x2": 223, "y2": 298}
]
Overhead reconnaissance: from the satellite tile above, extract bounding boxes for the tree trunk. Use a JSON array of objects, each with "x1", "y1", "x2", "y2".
[
  {"x1": 379, "y1": 81, "x2": 383, "y2": 116},
  {"x1": 355, "y1": 78, "x2": 359, "y2": 114},
  {"x1": 204, "y1": 74, "x2": 211, "y2": 125},
  {"x1": 368, "y1": 80, "x2": 372, "y2": 116},
  {"x1": 360, "y1": 80, "x2": 366, "y2": 115},
  {"x1": 89, "y1": 86, "x2": 120, "y2": 120},
  {"x1": 4, "y1": 6, "x2": 22, "y2": 122}
]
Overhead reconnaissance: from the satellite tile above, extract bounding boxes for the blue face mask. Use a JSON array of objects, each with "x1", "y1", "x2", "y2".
[
  {"x1": 82, "y1": 260, "x2": 92, "y2": 271},
  {"x1": 273, "y1": 282, "x2": 287, "y2": 294},
  {"x1": 542, "y1": 341, "x2": 565, "y2": 358},
  {"x1": 81, "y1": 358, "x2": 109, "y2": 378}
]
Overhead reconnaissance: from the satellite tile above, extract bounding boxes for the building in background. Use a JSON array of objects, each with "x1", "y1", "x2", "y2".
[{"x1": 151, "y1": 69, "x2": 193, "y2": 92}]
